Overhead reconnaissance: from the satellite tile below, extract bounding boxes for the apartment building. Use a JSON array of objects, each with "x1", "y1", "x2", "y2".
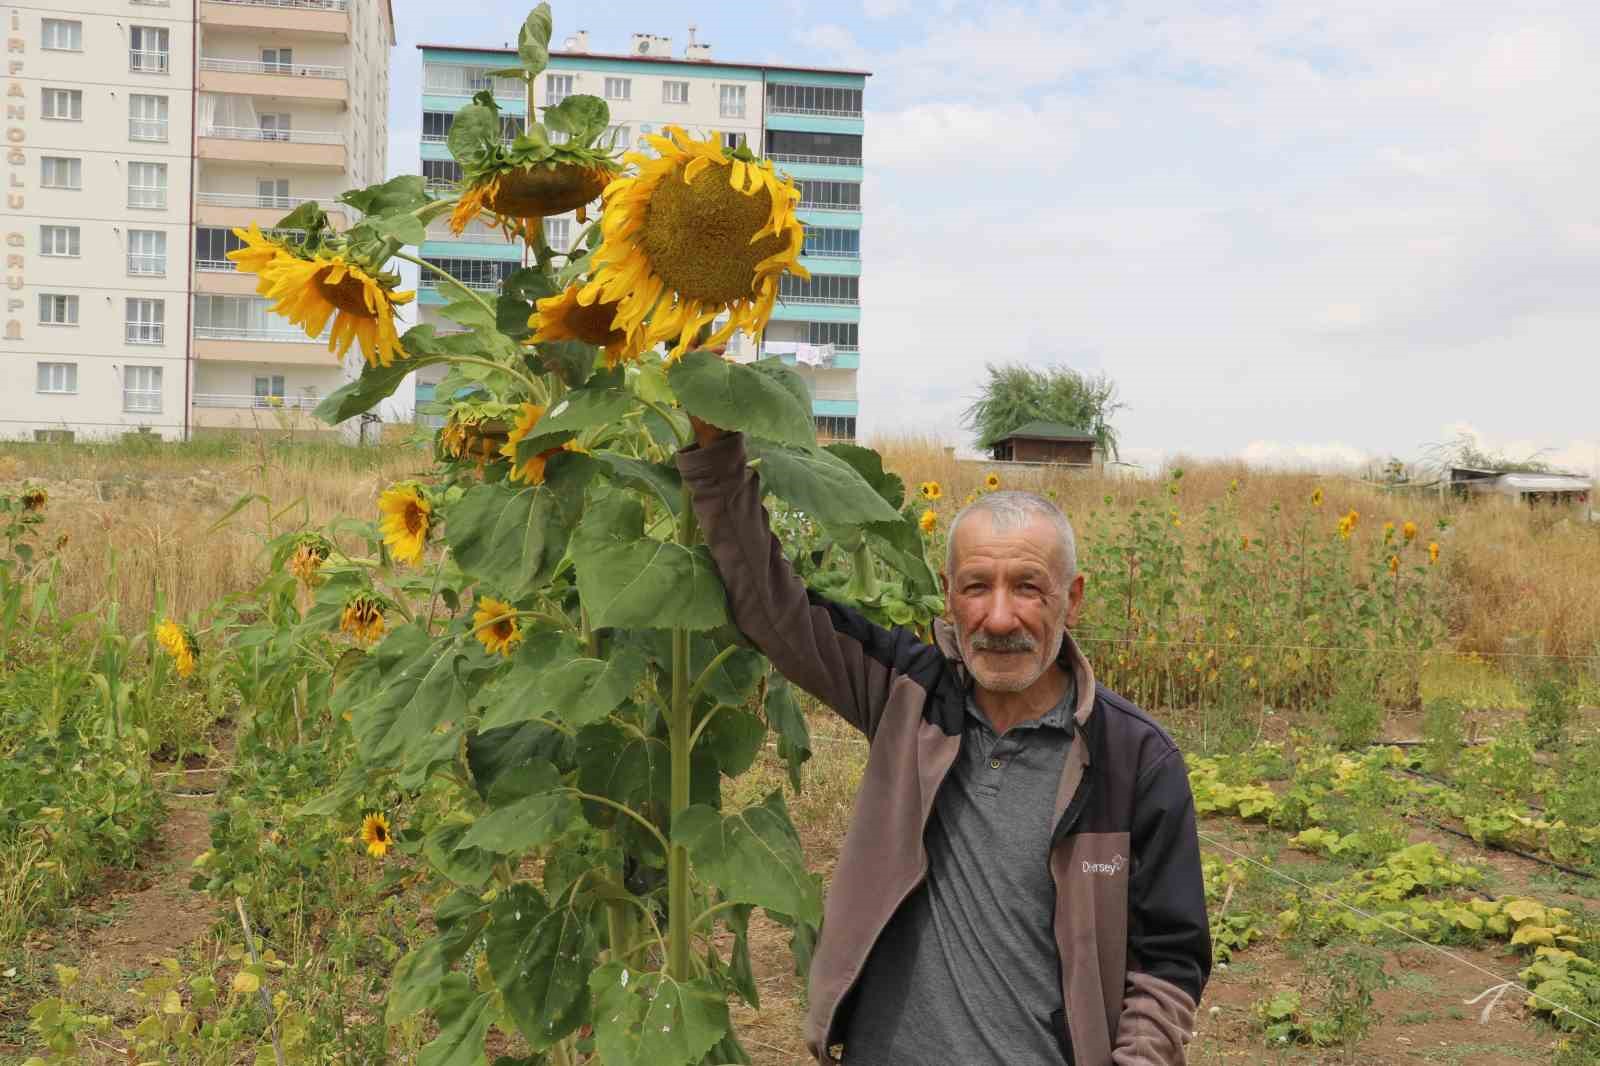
[
  {"x1": 3, "y1": 0, "x2": 392, "y2": 442},
  {"x1": 416, "y1": 31, "x2": 867, "y2": 440}
]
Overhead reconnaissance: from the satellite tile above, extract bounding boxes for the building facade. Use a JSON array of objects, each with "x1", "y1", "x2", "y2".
[
  {"x1": 3, "y1": 0, "x2": 392, "y2": 442},
  {"x1": 416, "y1": 33, "x2": 867, "y2": 440}
]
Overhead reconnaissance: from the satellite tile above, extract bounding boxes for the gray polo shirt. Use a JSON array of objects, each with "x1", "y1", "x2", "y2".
[{"x1": 842, "y1": 678, "x2": 1077, "y2": 1065}]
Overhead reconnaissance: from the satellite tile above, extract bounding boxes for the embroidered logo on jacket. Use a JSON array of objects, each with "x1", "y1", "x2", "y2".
[{"x1": 1081, "y1": 854, "x2": 1126, "y2": 877}]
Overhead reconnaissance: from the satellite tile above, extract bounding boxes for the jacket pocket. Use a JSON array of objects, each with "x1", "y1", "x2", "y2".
[{"x1": 1050, "y1": 1009, "x2": 1075, "y2": 1065}]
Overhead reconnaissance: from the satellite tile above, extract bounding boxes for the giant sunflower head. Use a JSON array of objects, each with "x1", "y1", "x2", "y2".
[
  {"x1": 579, "y1": 126, "x2": 808, "y2": 361},
  {"x1": 450, "y1": 163, "x2": 614, "y2": 243},
  {"x1": 227, "y1": 224, "x2": 415, "y2": 369},
  {"x1": 377, "y1": 482, "x2": 432, "y2": 565},
  {"x1": 530, "y1": 284, "x2": 630, "y2": 367}
]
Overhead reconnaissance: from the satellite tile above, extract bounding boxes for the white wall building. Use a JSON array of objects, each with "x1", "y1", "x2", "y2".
[{"x1": 3, "y1": 0, "x2": 393, "y2": 442}]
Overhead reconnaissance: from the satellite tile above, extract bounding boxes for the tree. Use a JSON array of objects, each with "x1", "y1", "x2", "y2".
[{"x1": 963, "y1": 363, "x2": 1125, "y2": 459}]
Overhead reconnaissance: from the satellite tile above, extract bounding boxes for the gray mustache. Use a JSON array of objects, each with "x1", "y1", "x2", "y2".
[{"x1": 969, "y1": 632, "x2": 1038, "y2": 653}]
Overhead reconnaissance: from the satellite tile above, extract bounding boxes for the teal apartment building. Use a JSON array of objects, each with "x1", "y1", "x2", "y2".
[{"x1": 416, "y1": 31, "x2": 867, "y2": 440}]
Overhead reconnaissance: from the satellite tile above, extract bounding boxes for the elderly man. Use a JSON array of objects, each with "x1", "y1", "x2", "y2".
[{"x1": 677, "y1": 420, "x2": 1210, "y2": 1066}]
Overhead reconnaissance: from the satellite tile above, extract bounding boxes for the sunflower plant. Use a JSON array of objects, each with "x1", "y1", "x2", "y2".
[{"x1": 222, "y1": 8, "x2": 935, "y2": 1064}]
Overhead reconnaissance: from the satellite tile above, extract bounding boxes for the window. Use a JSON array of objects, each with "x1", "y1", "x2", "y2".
[
  {"x1": 261, "y1": 47, "x2": 293, "y2": 73},
  {"x1": 259, "y1": 113, "x2": 292, "y2": 142},
  {"x1": 422, "y1": 111, "x2": 451, "y2": 143},
  {"x1": 815, "y1": 415, "x2": 856, "y2": 441},
  {"x1": 128, "y1": 229, "x2": 166, "y2": 276},
  {"x1": 603, "y1": 77, "x2": 631, "y2": 101},
  {"x1": 604, "y1": 125, "x2": 631, "y2": 151},
  {"x1": 662, "y1": 80, "x2": 689, "y2": 104},
  {"x1": 778, "y1": 273, "x2": 859, "y2": 304},
  {"x1": 40, "y1": 294, "x2": 79, "y2": 325},
  {"x1": 802, "y1": 227, "x2": 861, "y2": 258},
  {"x1": 41, "y1": 156, "x2": 81, "y2": 190},
  {"x1": 40, "y1": 225, "x2": 80, "y2": 257},
  {"x1": 500, "y1": 115, "x2": 525, "y2": 141},
  {"x1": 805, "y1": 321, "x2": 859, "y2": 349},
  {"x1": 766, "y1": 129, "x2": 863, "y2": 163},
  {"x1": 722, "y1": 131, "x2": 746, "y2": 151},
  {"x1": 719, "y1": 84, "x2": 746, "y2": 118},
  {"x1": 422, "y1": 159, "x2": 462, "y2": 190},
  {"x1": 37, "y1": 363, "x2": 78, "y2": 394},
  {"x1": 797, "y1": 179, "x2": 862, "y2": 210},
  {"x1": 42, "y1": 88, "x2": 82, "y2": 121},
  {"x1": 129, "y1": 94, "x2": 168, "y2": 141},
  {"x1": 128, "y1": 162, "x2": 167, "y2": 209},
  {"x1": 124, "y1": 366, "x2": 163, "y2": 413},
  {"x1": 256, "y1": 178, "x2": 291, "y2": 208},
  {"x1": 767, "y1": 82, "x2": 863, "y2": 118},
  {"x1": 253, "y1": 375, "x2": 286, "y2": 407},
  {"x1": 422, "y1": 63, "x2": 521, "y2": 99},
  {"x1": 543, "y1": 217, "x2": 571, "y2": 249},
  {"x1": 41, "y1": 18, "x2": 82, "y2": 51},
  {"x1": 194, "y1": 294, "x2": 324, "y2": 340},
  {"x1": 129, "y1": 26, "x2": 169, "y2": 73},
  {"x1": 546, "y1": 74, "x2": 574, "y2": 105},
  {"x1": 125, "y1": 298, "x2": 165, "y2": 344},
  {"x1": 417, "y1": 257, "x2": 517, "y2": 292}
]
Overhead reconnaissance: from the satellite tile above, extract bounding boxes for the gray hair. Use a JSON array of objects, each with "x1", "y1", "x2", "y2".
[{"x1": 946, "y1": 490, "x2": 1078, "y2": 583}]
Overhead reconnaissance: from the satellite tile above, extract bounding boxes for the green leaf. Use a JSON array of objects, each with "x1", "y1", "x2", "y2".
[
  {"x1": 517, "y1": 5, "x2": 553, "y2": 77},
  {"x1": 698, "y1": 709, "x2": 766, "y2": 777},
  {"x1": 273, "y1": 200, "x2": 330, "y2": 235},
  {"x1": 542, "y1": 94, "x2": 609, "y2": 142},
  {"x1": 594, "y1": 451, "x2": 683, "y2": 516},
  {"x1": 859, "y1": 510, "x2": 941, "y2": 597},
  {"x1": 418, "y1": 983, "x2": 492, "y2": 1066},
  {"x1": 446, "y1": 455, "x2": 596, "y2": 600},
  {"x1": 589, "y1": 964, "x2": 729, "y2": 1066},
  {"x1": 668, "y1": 351, "x2": 816, "y2": 447},
  {"x1": 388, "y1": 938, "x2": 466, "y2": 1025},
  {"x1": 423, "y1": 823, "x2": 497, "y2": 890},
  {"x1": 487, "y1": 883, "x2": 595, "y2": 1050},
  {"x1": 726, "y1": 905, "x2": 760, "y2": 1009},
  {"x1": 496, "y1": 294, "x2": 534, "y2": 341},
  {"x1": 571, "y1": 495, "x2": 729, "y2": 631},
  {"x1": 458, "y1": 762, "x2": 577, "y2": 854},
  {"x1": 368, "y1": 210, "x2": 426, "y2": 247},
  {"x1": 745, "y1": 440, "x2": 902, "y2": 526},
  {"x1": 315, "y1": 347, "x2": 449, "y2": 424},
  {"x1": 448, "y1": 99, "x2": 501, "y2": 164},
  {"x1": 824, "y1": 443, "x2": 906, "y2": 510},
  {"x1": 341, "y1": 175, "x2": 429, "y2": 218},
  {"x1": 763, "y1": 676, "x2": 811, "y2": 787},
  {"x1": 466, "y1": 719, "x2": 572, "y2": 804},
  {"x1": 532, "y1": 369, "x2": 634, "y2": 436},
  {"x1": 576, "y1": 722, "x2": 668, "y2": 830},
  {"x1": 532, "y1": 340, "x2": 598, "y2": 387},
  {"x1": 515, "y1": 645, "x2": 649, "y2": 730},
  {"x1": 478, "y1": 630, "x2": 584, "y2": 727},
  {"x1": 504, "y1": 266, "x2": 560, "y2": 304},
  {"x1": 673, "y1": 792, "x2": 821, "y2": 923},
  {"x1": 441, "y1": 295, "x2": 499, "y2": 332},
  {"x1": 341, "y1": 626, "x2": 469, "y2": 774}
]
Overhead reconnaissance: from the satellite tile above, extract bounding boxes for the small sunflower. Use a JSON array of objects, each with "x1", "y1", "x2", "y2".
[
  {"x1": 287, "y1": 533, "x2": 332, "y2": 587},
  {"x1": 377, "y1": 483, "x2": 432, "y2": 565},
  {"x1": 919, "y1": 509, "x2": 938, "y2": 536},
  {"x1": 529, "y1": 284, "x2": 631, "y2": 367},
  {"x1": 227, "y1": 225, "x2": 414, "y2": 369},
  {"x1": 500, "y1": 403, "x2": 584, "y2": 485},
  {"x1": 339, "y1": 591, "x2": 386, "y2": 645},
  {"x1": 1382, "y1": 520, "x2": 1396, "y2": 543},
  {"x1": 360, "y1": 812, "x2": 393, "y2": 858},
  {"x1": 1310, "y1": 487, "x2": 1324, "y2": 508},
  {"x1": 984, "y1": 473, "x2": 1001, "y2": 491},
  {"x1": 1337, "y1": 509, "x2": 1359, "y2": 540},
  {"x1": 1387, "y1": 554, "x2": 1400, "y2": 575},
  {"x1": 1428, "y1": 541, "x2": 1440, "y2": 565},
  {"x1": 473, "y1": 595, "x2": 522, "y2": 658},
  {"x1": 919, "y1": 481, "x2": 943, "y2": 502},
  {"x1": 1402, "y1": 520, "x2": 1418, "y2": 543},
  {"x1": 155, "y1": 618, "x2": 199, "y2": 679},
  {"x1": 580, "y1": 126, "x2": 808, "y2": 360},
  {"x1": 20, "y1": 487, "x2": 46, "y2": 512},
  {"x1": 450, "y1": 164, "x2": 614, "y2": 244}
]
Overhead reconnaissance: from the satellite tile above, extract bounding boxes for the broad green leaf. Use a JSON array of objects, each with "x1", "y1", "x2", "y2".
[
  {"x1": 571, "y1": 495, "x2": 729, "y2": 631},
  {"x1": 543, "y1": 95, "x2": 610, "y2": 143},
  {"x1": 764, "y1": 676, "x2": 812, "y2": 794},
  {"x1": 316, "y1": 348, "x2": 449, "y2": 424},
  {"x1": 589, "y1": 964, "x2": 729, "y2": 1066},
  {"x1": 446, "y1": 457, "x2": 594, "y2": 600},
  {"x1": 441, "y1": 295, "x2": 499, "y2": 332},
  {"x1": 531, "y1": 370, "x2": 633, "y2": 436},
  {"x1": 667, "y1": 351, "x2": 815, "y2": 447},
  {"x1": 532, "y1": 340, "x2": 598, "y2": 388},
  {"x1": 273, "y1": 200, "x2": 330, "y2": 235},
  {"x1": 859, "y1": 510, "x2": 940, "y2": 597},
  {"x1": 594, "y1": 451, "x2": 683, "y2": 515},
  {"x1": 342, "y1": 626, "x2": 469, "y2": 773},
  {"x1": 745, "y1": 440, "x2": 902, "y2": 526},
  {"x1": 388, "y1": 939, "x2": 458, "y2": 1024},
  {"x1": 698, "y1": 709, "x2": 766, "y2": 777},
  {"x1": 458, "y1": 761, "x2": 576, "y2": 854},
  {"x1": 486, "y1": 884, "x2": 595, "y2": 1050},
  {"x1": 481, "y1": 636, "x2": 646, "y2": 732},
  {"x1": 504, "y1": 266, "x2": 560, "y2": 304},
  {"x1": 824, "y1": 443, "x2": 906, "y2": 510},
  {"x1": 674, "y1": 792, "x2": 821, "y2": 924},
  {"x1": 726, "y1": 905, "x2": 759, "y2": 1009},
  {"x1": 340, "y1": 175, "x2": 429, "y2": 218},
  {"x1": 517, "y1": 5, "x2": 553, "y2": 77},
  {"x1": 448, "y1": 99, "x2": 501, "y2": 164},
  {"x1": 576, "y1": 722, "x2": 668, "y2": 831},
  {"x1": 466, "y1": 718, "x2": 572, "y2": 805},
  {"x1": 708, "y1": 1031, "x2": 755, "y2": 1066},
  {"x1": 417, "y1": 982, "x2": 492, "y2": 1066},
  {"x1": 423, "y1": 823, "x2": 496, "y2": 890},
  {"x1": 478, "y1": 630, "x2": 584, "y2": 726},
  {"x1": 496, "y1": 294, "x2": 534, "y2": 341},
  {"x1": 368, "y1": 210, "x2": 426, "y2": 246}
]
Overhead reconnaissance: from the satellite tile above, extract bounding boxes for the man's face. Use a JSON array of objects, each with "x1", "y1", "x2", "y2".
[{"x1": 943, "y1": 513, "x2": 1086, "y2": 694}]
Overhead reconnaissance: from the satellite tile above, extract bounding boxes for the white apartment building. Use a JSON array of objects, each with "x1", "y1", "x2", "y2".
[{"x1": 3, "y1": 0, "x2": 393, "y2": 442}]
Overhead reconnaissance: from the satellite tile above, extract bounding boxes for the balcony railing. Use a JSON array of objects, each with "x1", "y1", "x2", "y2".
[
  {"x1": 769, "y1": 103, "x2": 863, "y2": 119},
  {"x1": 129, "y1": 118, "x2": 169, "y2": 141},
  {"x1": 195, "y1": 324, "x2": 328, "y2": 342},
  {"x1": 778, "y1": 294, "x2": 859, "y2": 306},
  {"x1": 801, "y1": 247, "x2": 860, "y2": 259},
  {"x1": 201, "y1": 124, "x2": 343, "y2": 145},
  {"x1": 812, "y1": 387, "x2": 858, "y2": 402},
  {"x1": 424, "y1": 179, "x2": 460, "y2": 195},
  {"x1": 129, "y1": 188, "x2": 168, "y2": 210},
  {"x1": 130, "y1": 50, "x2": 171, "y2": 74},
  {"x1": 124, "y1": 390, "x2": 163, "y2": 412},
  {"x1": 418, "y1": 276, "x2": 501, "y2": 293},
  {"x1": 128, "y1": 254, "x2": 167, "y2": 276},
  {"x1": 422, "y1": 70, "x2": 523, "y2": 99},
  {"x1": 193, "y1": 392, "x2": 321, "y2": 409},
  {"x1": 200, "y1": 56, "x2": 345, "y2": 79},
  {"x1": 799, "y1": 201, "x2": 862, "y2": 213},
  {"x1": 196, "y1": 258, "x2": 234, "y2": 272},
  {"x1": 208, "y1": 0, "x2": 348, "y2": 10},
  {"x1": 126, "y1": 323, "x2": 166, "y2": 345},
  {"x1": 768, "y1": 152, "x2": 863, "y2": 167},
  {"x1": 194, "y1": 191, "x2": 349, "y2": 214}
]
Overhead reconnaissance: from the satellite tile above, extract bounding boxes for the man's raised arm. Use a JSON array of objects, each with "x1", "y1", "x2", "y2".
[{"x1": 675, "y1": 420, "x2": 923, "y2": 738}]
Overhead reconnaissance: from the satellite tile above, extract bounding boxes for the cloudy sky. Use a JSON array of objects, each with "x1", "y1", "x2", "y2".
[{"x1": 392, "y1": 2, "x2": 1600, "y2": 471}]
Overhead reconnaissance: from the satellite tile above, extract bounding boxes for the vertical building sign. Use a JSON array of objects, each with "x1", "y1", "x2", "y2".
[{"x1": 5, "y1": 8, "x2": 23, "y2": 341}]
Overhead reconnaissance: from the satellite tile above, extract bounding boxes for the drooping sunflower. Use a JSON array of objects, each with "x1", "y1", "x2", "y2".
[
  {"x1": 1240, "y1": 534, "x2": 1251, "y2": 550},
  {"x1": 20, "y1": 487, "x2": 46, "y2": 512},
  {"x1": 1387, "y1": 554, "x2": 1400, "y2": 575},
  {"x1": 1428, "y1": 541, "x2": 1440, "y2": 565},
  {"x1": 984, "y1": 473, "x2": 1001, "y2": 492},
  {"x1": 377, "y1": 483, "x2": 432, "y2": 565},
  {"x1": 529, "y1": 284, "x2": 631, "y2": 367},
  {"x1": 473, "y1": 595, "x2": 522, "y2": 658},
  {"x1": 339, "y1": 591, "x2": 386, "y2": 645},
  {"x1": 227, "y1": 224, "x2": 415, "y2": 369},
  {"x1": 579, "y1": 126, "x2": 808, "y2": 360},
  {"x1": 919, "y1": 481, "x2": 943, "y2": 502},
  {"x1": 287, "y1": 532, "x2": 333, "y2": 587},
  {"x1": 438, "y1": 403, "x2": 514, "y2": 465},
  {"x1": 500, "y1": 403, "x2": 584, "y2": 485},
  {"x1": 450, "y1": 163, "x2": 615, "y2": 244},
  {"x1": 155, "y1": 619, "x2": 199, "y2": 679},
  {"x1": 919, "y1": 509, "x2": 938, "y2": 536},
  {"x1": 360, "y1": 812, "x2": 393, "y2": 858}
]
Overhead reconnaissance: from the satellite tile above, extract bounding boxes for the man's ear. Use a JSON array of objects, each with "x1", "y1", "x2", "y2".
[{"x1": 1064, "y1": 572, "x2": 1087, "y2": 628}]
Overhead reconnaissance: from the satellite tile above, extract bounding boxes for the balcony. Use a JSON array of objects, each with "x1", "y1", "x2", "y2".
[
  {"x1": 130, "y1": 50, "x2": 171, "y2": 75},
  {"x1": 198, "y1": 56, "x2": 348, "y2": 106},
  {"x1": 197, "y1": 124, "x2": 347, "y2": 169},
  {"x1": 768, "y1": 152, "x2": 863, "y2": 167},
  {"x1": 127, "y1": 254, "x2": 167, "y2": 276},
  {"x1": 191, "y1": 392, "x2": 329, "y2": 432},
  {"x1": 199, "y1": 0, "x2": 350, "y2": 40},
  {"x1": 418, "y1": 276, "x2": 501, "y2": 293},
  {"x1": 125, "y1": 322, "x2": 166, "y2": 345},
  {"x1": 194, "y1": 191, "x2": 352, "y2": 229},
  {"x1": 194, "y1": 325, "x2": 333, "y2": 365},
  {"x1": 129, "y1": 118, "x2": 169, "y2": 142}
]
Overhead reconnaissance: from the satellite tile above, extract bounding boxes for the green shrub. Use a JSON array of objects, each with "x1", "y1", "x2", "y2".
[
  {"x1": 1527, "y1": 677, "x2": 1575, "y2": 751},
  {"x1": 1420, "y1": 696, "x2": 1466, "y2": 774}
]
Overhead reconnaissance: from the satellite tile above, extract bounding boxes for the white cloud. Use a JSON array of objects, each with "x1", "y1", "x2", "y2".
[{"x1": 862, "y1": 0, "x2": 911, "y2": 19}]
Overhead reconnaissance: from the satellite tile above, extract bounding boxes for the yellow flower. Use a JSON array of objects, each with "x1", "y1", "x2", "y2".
[
  {"x1": 1337, "y1": 509, "x2": 1359, "y2": 540},
  {"x1": 919, "y1": 509, "x2": 937, "y2": 535},
  {"x1": 1240, "y1": 534, "x2": 1250, "y2": 550},
  {"x1": 1428, "y1": 541, "x2": 1440, "y2": 565},
  {"x1": 530, "y1": 284, "x2": 630, "y2": 368},
  {"x1": 155, "y1": 618, "x2": 198, "y2": 679},
  {"x1": 339, "y1": 592, "x2": 386, "y2": 644},
  {"x1": 450, "y1": 163, "x2": 615, "y2": 244},
  {"x1": 919, "y1": 481, "x2": 943, "y2": 502},
  {"x1": 360, "y1": 812, "x2": 393, "y2": 858},
  {"x1": 579, "y1": 126, "x2": 808, "y2": 361},
  {"x1": 984, "y1": 473, "x2": 1001, "y2": 491},
  {"x1": 498, "y1": 403, "x2": 583, "y2": 485},
  {"x1": 1382, "y1": 521, "x2": 1395, "y2": 543},
  {"x1": 377, "y1": 483, "x2": 431, "y2": 565},
  {"x1": 227, "y1": 224, "x2": 415, "y2": 369},
  {"x1": 1387, "y1": 554, "x2": 1400, "y2": 575},
  {"x1": 20, "y1": 487, "x2": 46, "y2": 512},
  {"x1": 1402, "y1": 521, "x2": 1418, "y2": 543},
  {"x1": 473, "y1": 595, "x2": 522, "y2": 658},
  {"x1": 287, "y1": 534, "x2": 332, "y2": 587},
  {"x1": 1310, "y1": 487, "x2": 1324, "y2": 508}
]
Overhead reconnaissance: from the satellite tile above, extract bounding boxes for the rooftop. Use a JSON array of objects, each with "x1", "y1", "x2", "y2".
[
  {"x1": 416, "y1": 43, "x2": 871, "y2": 79},
  {"x1": 998, "y1": 421, "x2": 1099, "y2": 443}
]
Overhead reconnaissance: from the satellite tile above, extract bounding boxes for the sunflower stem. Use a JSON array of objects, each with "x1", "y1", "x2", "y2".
[
  {"x1": 666, "y1": 485, "x2": 700, "y2": 983},
  {"x1": 393, "y1": 251, "x2": 497, "y2": 320},
  {"x1": 437, "y1": 355, "x2": 545, "y2": 402}
]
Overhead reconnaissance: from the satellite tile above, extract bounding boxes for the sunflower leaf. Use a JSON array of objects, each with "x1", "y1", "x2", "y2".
[
  {"x1": 764, "y1": 677, "x2": 812, "y2": 793},
  {"x1": 531, "y1": 369, "x2": 633, "y2": 436},
  {"x1": 592, "y1": 452, "x2": 683, "y2": 516},
  {"x1": 668, "y1": 351, "x2": 815, "y2": 448},
  {"x1": 495, "y1": 294, "x2": 534, "y2": 341},
  {"x1": 532, "y1": 339, "x2": 599, "y2": 388},
  {"x1": 504, "y1": 266, "x2": 560, "y2": 303},
  {"x1": 589, "y1": 964, "x2": 729, "y2": 1066},
  {"x1": 481, "y1": 639, "x2": 648, "y2": 731},
  {"x1": 743, "y1": 440, "x2": 902, "y2": 526},
  {"x1": 340, "y1": 175, "x2": 429, "y2": 218},
  {"x1": 449, "y1": 98, "x2": 502, "y2": 166},
  {"x1": 517, "y1": 5, "x2": 553, "y2": 78},
  {"x1": 542, "y1": 94, "x2": 609, "y2": 143},
  {"x1": 823, "y1": 444, "x2": 907, "y2": 510},
  {"x1": 417, "y1": 984, "x2": 493, "y2": 1066},
  {"x1": 459, "y1": 786, "x2": 577, "y2": 855},
  {"x1": 315, "y1": 346, "x2": 449, "y2": 424},
  {"x1": 487, "y1": 884, "x2": 595, "y2": 1050},
  {"x1": 570, "y1": 495, "x2": 729, "y2": 631},
  {"x1": 672, "y1": 792, "x2": 821, "y2": 924},
  {"x1": 446, "y1": 455, "x2": 595, "y2": 601}
]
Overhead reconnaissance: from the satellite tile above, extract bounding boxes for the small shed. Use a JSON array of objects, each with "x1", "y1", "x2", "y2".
[
  {"x1": 1449, "y1": 467, "x2": 1592, "y2": 505},
  {"x1": 990, "y1": 421, "x2": 1101, "y2": 468}
]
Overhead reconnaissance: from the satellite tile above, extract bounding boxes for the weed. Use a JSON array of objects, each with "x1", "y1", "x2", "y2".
[
  {"x1": 1528, "y1": 676, "x2": 1577, "y2": 751},
  {"x1": 1421, "y1": 695, "x2": 1467, "y2": 774}
]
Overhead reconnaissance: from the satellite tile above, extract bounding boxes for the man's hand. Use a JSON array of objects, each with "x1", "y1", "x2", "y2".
[{"x1": 688, "y1": 414, "x2": 727, "y2": 450}]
